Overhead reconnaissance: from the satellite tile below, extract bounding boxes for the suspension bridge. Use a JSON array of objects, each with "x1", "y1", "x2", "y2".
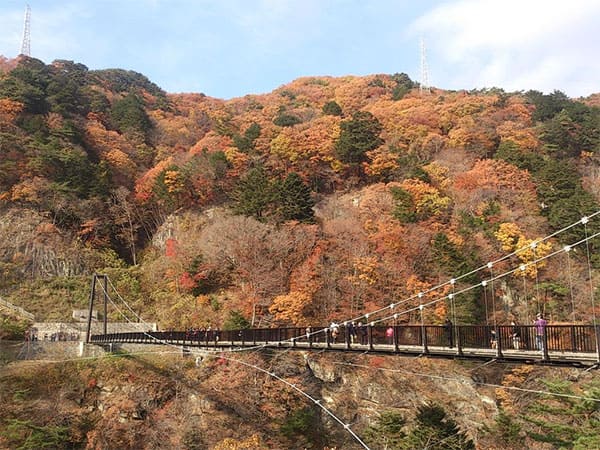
[
  {"x1": 90, "y1": 323, "x2": 600, "y2": 366},
  {"x1": 86, "y1": 212, "x2": 600, "y2": 368}
]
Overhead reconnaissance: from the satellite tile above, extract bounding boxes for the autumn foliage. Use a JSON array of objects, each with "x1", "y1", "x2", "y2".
[{"x1": 0, "y1": 55, "x2": 598, "y2": 331}]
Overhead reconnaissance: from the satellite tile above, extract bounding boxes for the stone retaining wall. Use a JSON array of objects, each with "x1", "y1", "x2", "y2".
[{"x1": 32, "y1": 322, "x2": 158, "y2": 341}]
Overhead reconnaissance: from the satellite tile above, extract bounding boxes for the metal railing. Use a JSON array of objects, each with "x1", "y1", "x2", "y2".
[{"x1": 90, "y1": 324, "x2": 600, "y2": 363}]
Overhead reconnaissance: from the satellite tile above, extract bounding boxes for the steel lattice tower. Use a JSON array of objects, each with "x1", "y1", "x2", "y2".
[
  {"x1": 419, "y1": 37, "x2": 430, "y2": 95},
  {"x1": 20, "y1": 4, "x2": 31, "y2": 56}
]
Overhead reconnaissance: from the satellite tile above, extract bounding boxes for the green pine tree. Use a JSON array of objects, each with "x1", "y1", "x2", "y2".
[
  {"x1": 110, "y1": 92, "x2": 152, "y2": 137},
  {"x1": 402, "y1": 404, "x2": 474, "y2": 450},
  {"x1": 363, "y1": 411, "x2": 406, "y2": 449},
  {"x1": 322, "y1": 100, "x2": 343, "y2": 116},
  {"x1": 391, "y1": 186, "x2": 417, "y2": 223},
  {"x1": 334, "y1": 110, "x2": 383, "y2": 164},
  {"x1": 232, "y1": 166, "x2": 274, "y2": 220},
  {"x1": 483, "y1": 408, "x2": 522, "y2": 449},
  {"x1": 391, "y1": 72, "x2": 415, "y2": 100},
  {"x1": 521, "y1": 379, "x2": 600, "y2": 448},
  {"x1": 274, "y1": 172, "x2": 315, "y2": 223}
]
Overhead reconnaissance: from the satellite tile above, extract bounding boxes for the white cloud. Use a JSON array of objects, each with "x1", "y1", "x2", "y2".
[{"x1": 410, "y1": 0, "x2": 600, "y2": 96}]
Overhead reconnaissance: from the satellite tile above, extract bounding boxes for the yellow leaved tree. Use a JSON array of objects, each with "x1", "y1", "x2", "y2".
[
  {"x1": 269, "y1": 291, "x2": 312, "y2": 326},
  {"x1": 213, "y1": 434, "x2": 268, "y2": 450},
  {"x1": 494, "y1": 222, "x2": 553, "y2": 278}
]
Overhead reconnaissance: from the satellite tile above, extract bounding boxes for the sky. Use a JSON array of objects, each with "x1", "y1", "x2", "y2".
[{"x1": 1, "y1": 0, "x2": 599, "y2": 99}]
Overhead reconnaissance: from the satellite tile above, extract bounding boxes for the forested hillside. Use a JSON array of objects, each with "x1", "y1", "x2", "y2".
[{"x1": 0, "y1": 55, "x2": 599, "y2": 329}]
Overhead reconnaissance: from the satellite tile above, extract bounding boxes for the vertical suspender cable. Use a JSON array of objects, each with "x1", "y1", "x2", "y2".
[
  {"x1": 531, "y1": 243, "x2": 542, "y2": 315},
  {"x1": 564, "y1": 246, "x2": 576, "y2": 323},
  {"x1": 488, "y1": 263, "x2": 497, "y2": 328},
  {"x1": 482, "y1": 280, "x2": 489, "y2": 325},
  {"x1": 520, "y1": 265, "x2": 531, "y2": 324},
  {"x1": 582, "y1": 219, "x2": 598, "y2": 327},
  {"x1": 450, "y1": 279, "x2": 457, "y2": 348}
]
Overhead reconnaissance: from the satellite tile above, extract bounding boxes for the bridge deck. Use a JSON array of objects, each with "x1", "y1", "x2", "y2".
[{"x1": 91, "y1": 335, "x2": 600, "y2": 367}]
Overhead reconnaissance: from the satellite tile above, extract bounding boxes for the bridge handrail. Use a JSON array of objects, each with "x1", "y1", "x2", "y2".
[{"x1": 90, "y1": 323, "x2": 600, "y2": 357}]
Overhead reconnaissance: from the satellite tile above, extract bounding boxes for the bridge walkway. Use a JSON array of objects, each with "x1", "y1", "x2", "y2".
[{"x1": 91, "y1": 323, "x2": 600, "y2": 367}]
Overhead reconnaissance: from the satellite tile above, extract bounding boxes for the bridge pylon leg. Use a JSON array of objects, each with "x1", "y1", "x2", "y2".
[
  {"x1": 85, "y1": 275, "x2": 97, "y2": 343},
  {"x1": 85, "y1": 274, "x2": 108, "y2": 343}
]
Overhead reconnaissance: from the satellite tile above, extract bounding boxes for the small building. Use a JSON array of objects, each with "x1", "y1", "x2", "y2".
[{"x1": 73, "y1": 309, "x2": 98, "y2": 322}]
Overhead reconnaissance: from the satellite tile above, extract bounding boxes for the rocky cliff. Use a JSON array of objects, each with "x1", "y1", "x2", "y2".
[{"x1": 1, "y1": 348, "x2": 597, "y2": 449}]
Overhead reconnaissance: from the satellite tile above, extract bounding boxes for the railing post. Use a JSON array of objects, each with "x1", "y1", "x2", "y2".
[
  {"x1": 457, "y1": 325, "x2": 463, "y2": 356},
  {"x1": 368, "y1": 324, "x2": 374, "y2": 351},
  {"x1": 393, "y1": 325, "x2": 399, "y2": 352},
  {"x1": 542, "y1": 327, "x2": 549, "y2": 361},
  {"x1": 308, "y1": 329, "x2": 313, "y2": 348},
  {"x1": 326, "y1": 328, "x2": 331, "y2": 348}
]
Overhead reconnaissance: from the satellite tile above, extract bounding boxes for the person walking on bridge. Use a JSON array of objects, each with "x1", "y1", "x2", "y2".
[
  {"x1": 357, "y1": 322, "x2": 367, "y2": 345},
  {"x1": 329, "y1": 321, "x2": 339, "y2": 343},
  {"x1": 489, "y1": 329, "x2": 498, "y2": 349},
  {"x1": 444, "y1": 318, "x2": 454, "y2": 348},
  {"x1": 385, "y1": 326, "x2": 394, "y2": 345},
  {"x1": 534, "y1": 313, "x2": 547, "y2": 352},
  {"x1": 510, "y1": 321, "x2": 521, "y2": 349},
  {"x1": 347, "y1": 321, "x2": 357, "y2": 344}
]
